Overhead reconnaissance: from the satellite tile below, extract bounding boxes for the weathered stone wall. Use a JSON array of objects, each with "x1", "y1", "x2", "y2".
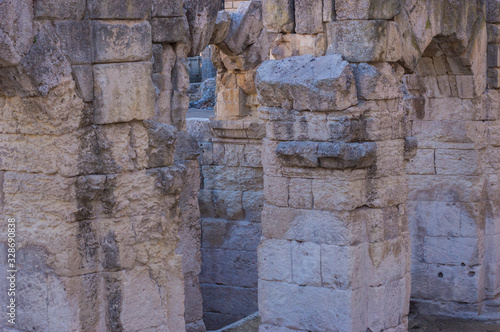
[{"x1": 0, "y1": 0, "x2": 220, "y2": 331}]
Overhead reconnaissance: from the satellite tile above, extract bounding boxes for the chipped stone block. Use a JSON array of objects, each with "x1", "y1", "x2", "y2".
[
  {"x1": 335, "y1": 0, "x2": 401, "y2": 20},
  {"x1": 221, "y1": 1, "x2": 263, "y2": 55},
  {"x1": 92, "y1": 20, "x2": 152, "y2": 63},
  {"x1": 261, "y1": 205, "x2": 362, "y2": 245},
  {"x1": 262, "y1": 0, "x2": 294, "y2": 33},
  {"x1": 258, "y1": 239, "x2": 292, "y2": 282},
  {"x1": 271, "y1": 33, "x2": 326, "y2": 60},
  {"x1": 93, "y1": 62, "x2": 155, "y2": 124},
  {"x1": 264, "y1": 176, "x2": 289, "y2": 207},
  {"x1": 424, "y1": 237, "x2": 482, "y2": 266},
  {"x1": 355, "y1": 62, "x2": 404, "y2": 100},
  {"x1": 259, "y1": 280, "x2": 353, "y2": 331},
  {"x1": 0, "y1": 0, "x2": 34, "y2": 67},
  {"x1": 72, "y1": 65, "x2": 93, "y2": 102},
  {"x1": 406, "y1": 149, "x2": 435, "y2": 175},
  {"x1": 291, "y1": 241, "x2": 321, "y2": 286},
  {"x1": 201, "y1": 219, "x2": 261, "y2": 251},
  {"x1": 435, "y1": 149, "x2": 482, "y2": 176},
  {"x1": 294, "y1": 0, "x2": 323, "y2": 34},
  {"x1": 323, "y1": 0, "x2": 335, "y2": 22},
  {"x1": 488, "y1": 67, "x2": 500, "y2": 88},
  {"x1": 200, "y1": 248, "x2": 258, "y2": 287},
  {"x1": 34, "y1": 0, "x2": 85, "y2": 19},
  {"x1": 408, "y1": 175, "x2": 486, "y2": 202},
  {"x1": 210, "y1": 11, "x2": 231, "y2": 45},
  {"x1": 151, "y1": 17, "x2": 188, "y2": 44},
  {"x1": 326, "y1": 20, "x2": 402, "y2": 63},
  {"x1": 88, "y1": 0, "x2": 153, "y2": 19},
  {"x1": 487, "y1": 0, "x2": 500, "y2": 23},
  {"x1": 54, "y1": 20, "x2": 91, "y2": 65},
  {"x1": 243, "y1": 191, "x2": 264, "y2": 221},
  {"x1": 321, "y1": 243, "x2": 365, "y2": 290},
  {"x1": 288, "y1": 178, "x2": 313, "y2": 209},
  {"x1": 256, "y1": 54, "x2": 357, "y2": 111},
  {"x1": 153, "y1": 0, "x2": 183, "y2": 17}
]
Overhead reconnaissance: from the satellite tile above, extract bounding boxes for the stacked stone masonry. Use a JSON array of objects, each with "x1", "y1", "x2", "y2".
[{"x1": 0, "y1": 0, "x2": 500, "y2": 332}]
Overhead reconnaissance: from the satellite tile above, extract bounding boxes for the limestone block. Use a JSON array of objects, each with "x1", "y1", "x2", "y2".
[
  {"x1": 7, "y1": 30, "x2": 73, "y2": 96},
  {"x1": 201, "y1": 284, "x2": 258, "y2": 316},
  {"x1": 275, "y1": 141, "x2": 377, "y2": 169},
  {"x1": 487, "y1": 0, "x2": 500, "y2": 23},
  {"x1": 435, "y1": 149, "x2": 482, "y2": 175},
  {"x1": 72, "y1": 65, "x2": 93, "y2": 102},
  {"x1": 258, "y1": 239, "x2": 292, "y2": 282},
  {"x1": 219, "y1": 28, "x2": 270, "y2": 70},
  {"x1": 201, "y1": 249, "x2": 258, "y2": 287},
  {"x1": 243, "y1": 190, "x2": 264, "y2": 221},
  {"x1": 202, "y1": 165, "x2": 263, "y2": 191},
  {"x1": 335, "y1": 0, "x2": 400, "y2": 20},
  {"x1": 88, "y1": 0, "x2": 153, "y2": 19},
  {"x1": 120, "y1": 268, "x2": 168, "y2": 330},
  {"x1": 488, "y1": 67, "x2": 500, "y2": 88},
  {"x1": 355, "y1": 62, "x2": 404, "y2": 100},
  {"x1": 323, "y1": 0, "x2": 335, "y2": 22},
  {"x1": 256, "y1": 54, "x2": 358, "y2": 111},
  {"x1": 321, "y1": 243, "x2": 365, "y2": 290},
  {"x1": 408, "y1": 175, "x2": 486, "y2": 202},
  {"x1": 184, "y1": 0, "x2": 221, "y2": 56},
  {"x1": 261, "y1": 204, "x2": 365, "y2": 245},
  {"x1": 34, "y1": 0, "x2": 85, "y2": 19},
  {"x1": 220, "y1": 1, "x2": 263, "y2": 56},
  {"x1": 409, "y1": 201, "x2": 461, "y2": 238},
  {"x1": 488, "y1": 23, "x2": 500, "y2": 42},
  {"x1": 259, "y1": 280, "x2": 353, "y2": 331},
  {"x1": 406, "y1": 149, "x2": 435, "y2": 175},
  {"x1": 153, "y1": 0, "x2": 183, "y2": 17},
  {"x1": 291, "y1": 241, "x2": 321, "y2": 286},
  {"x1": 93, "y1": 62, "x2": 155, "y2": 124},
  {"x1": 92, "y1": 20, "x2": 152, "y2": 63},
  {"x1": 0, "y1": 79, "x2": 86, "y2": 135},
  {"x1": 271, "y1": 33, "x2": 326, "y2": 60},
  {"x1": 54, "y1": 21, "x2": 92, "y2": 65},
  {"x1": 264, "y1": 175, "x2": 289, "y2": 207},
  {"x1": 202, "y1": 219, "x2": 261, "y2": 251},
  {"x1": 288, "y1": 178, "x2": 313, "y2": 209},
  {"x1": 424, "y1": 237, "x2": 482, "y2": 266},
  {"x1": 326, "y1": 20, "x2": 402, "y2": 63},
  {"x1": 210, "y1": 190, "x2": 245, "y2": 220},
  {"x1": 412, "y1": 120, "x2": 487, "y2": 145},
  {"x1": 0, "y1": 0, "x2": 33, "y2": 67},
  {"x1": 295, "y1": 0, "x2": 323, "y2": 34},
  {"x1": 0, "y1": 131, "x2": 92, "y2": 177},
  {"x1": 151, "y1": 17, "x2": 188, "y2": 44},
  {"x1": 210, "y1": 11, "x2": 232, "y2": 45},
  {"x1": 263, "y1": 0, "x2": 295, "y2": 33}
]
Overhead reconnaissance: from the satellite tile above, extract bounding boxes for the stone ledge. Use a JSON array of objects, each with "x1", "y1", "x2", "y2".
[{"x1": 275, "y1": 141, "x2": 376, "y2": 169}]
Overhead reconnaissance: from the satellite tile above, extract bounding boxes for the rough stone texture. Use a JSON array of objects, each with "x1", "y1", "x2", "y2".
[
  {"x1": 184, "y1": 0, "x2": 221, "y2": 56},
  {"x1": 34, "y1": 0, "x2": 86, "y2": 20},
  {"x1": 88, "y1": 0, "x2": 153, "y2": 19},
  {"x1": 93, "y1": 62, "x2": 155, "y2": 124},
  {"x1": 92, "y1": 20, "x2": 152, "y2": 63},
  {"x1": 0, "y1": 0, "x2": 34, "y2": 67},
  {"x1": 2, "y1": 1, "x2": 500, "y2": 332},
  {"x1": 295, "y1": 0, "x2": 323, "y2": 34},
  {"x1": 263, "y1": 0, "x2": 295, "y2": 33},
  {"x1": 326, "y1": 20, "x2": 402, "y2": 62},
  {"x1": 256, "y1": 54, "x2": 357, "y2": 111}
]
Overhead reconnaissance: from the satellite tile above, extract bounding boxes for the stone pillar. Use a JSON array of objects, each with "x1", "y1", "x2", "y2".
[
  {"x1": 256, "y1": 20, "x2": 410, "y2": 332},
  {"x1": 0, "y1": 0, "x2": 213, "y2": 330}
]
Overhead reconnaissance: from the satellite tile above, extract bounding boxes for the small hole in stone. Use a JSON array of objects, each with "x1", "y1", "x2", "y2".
[
  {"x1": 468, "y1": 271, "x2": 476, "y2": 277},
  {"x1": 461, "y1": 263, "x2": 466, "y2": 266},
  {"x1": 438, "y1": 272, "x2": 444, "y2": 278}
]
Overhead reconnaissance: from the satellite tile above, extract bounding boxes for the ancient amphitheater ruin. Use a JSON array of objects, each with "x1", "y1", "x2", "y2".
[{"x1": 1, "y1": 0, "x2": 500, "y2": 331}]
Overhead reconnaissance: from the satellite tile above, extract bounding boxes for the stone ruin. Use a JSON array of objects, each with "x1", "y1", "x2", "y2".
[{"x1": 0, "y1": 0, "x2": 500, "y2": 331}]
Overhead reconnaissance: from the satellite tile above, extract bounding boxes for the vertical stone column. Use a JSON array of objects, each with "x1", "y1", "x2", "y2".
[
  {"x1": 257, "y1": 38, "x2": 410, "y2": 332},
  {"x1": 0, "y1": 0, "x2": 209, "y2": 330}
]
